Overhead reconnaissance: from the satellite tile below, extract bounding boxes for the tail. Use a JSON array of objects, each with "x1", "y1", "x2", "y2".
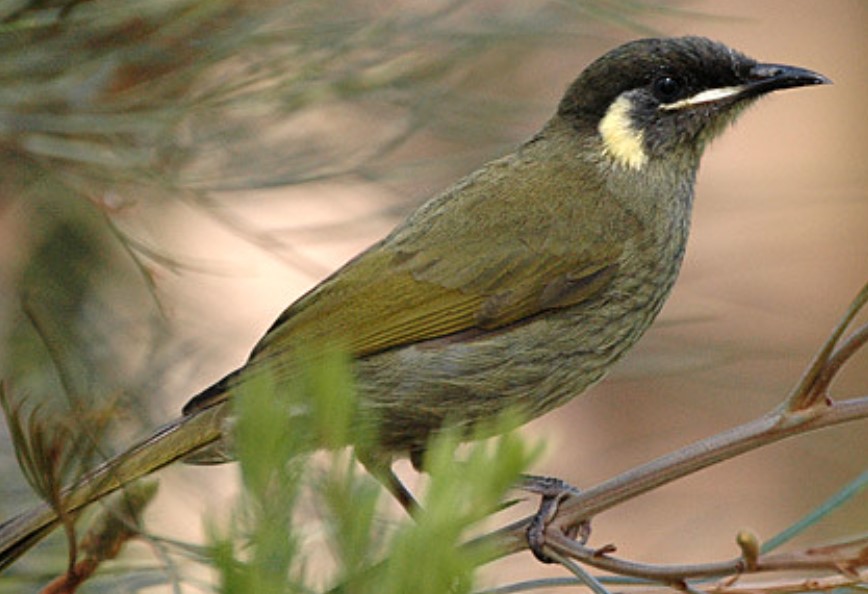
[{"x1": 0, "y1": 401, "x2": 228, "y2": 571}]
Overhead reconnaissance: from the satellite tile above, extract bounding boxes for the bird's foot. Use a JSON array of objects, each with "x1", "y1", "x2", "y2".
[{"x1": 520, "y1": 475, "x2": 590, "y2": 563}]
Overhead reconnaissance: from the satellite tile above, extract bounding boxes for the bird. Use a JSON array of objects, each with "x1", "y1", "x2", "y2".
[{"x1": 0, "y1": 36, "x2": 828, "y2": 570}]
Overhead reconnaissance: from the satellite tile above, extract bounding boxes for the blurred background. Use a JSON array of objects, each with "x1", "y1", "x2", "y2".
[{"x1": 0, "y1": 0, "x2": 865, "y2": 591}]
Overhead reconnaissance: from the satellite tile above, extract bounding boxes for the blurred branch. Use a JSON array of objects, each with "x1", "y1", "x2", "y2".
[
  {"x1": 0, "y1": 383, "x2": 118, "y2": 575},
  {"x1": 38, "y1": 481, "x2": 158, "y2": 594}
]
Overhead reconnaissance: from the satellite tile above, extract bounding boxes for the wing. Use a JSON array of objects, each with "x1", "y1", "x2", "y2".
[
  {"x1": 248, "y1": 145, "x2": 636, "y2": 364},
  {"x1": 252, "y1": 244, "x2": 620, "y2": 361}
]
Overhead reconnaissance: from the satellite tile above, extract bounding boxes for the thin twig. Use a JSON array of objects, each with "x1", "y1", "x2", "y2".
[
  {"x1": 627, "y1": 571, "x2": 868, "y2": 594},
  {"x1": 783, "y1": 280, "x2": 868, "y2": 411},
  {"x1": 809, "y1": 322, "x2": 868, "y2": 403},
  {"x1": 543, "y1": 548, "x2": 613, "y2": 594}
]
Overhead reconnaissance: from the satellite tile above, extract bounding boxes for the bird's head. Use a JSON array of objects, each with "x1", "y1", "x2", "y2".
[{"x1": 557, "y1": 37, "x2": 829, "y2": 171}]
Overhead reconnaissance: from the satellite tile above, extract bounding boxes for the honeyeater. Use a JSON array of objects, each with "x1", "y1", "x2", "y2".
[{"x1": 0, "y1": 36, "x2": 828, "y2": 569}]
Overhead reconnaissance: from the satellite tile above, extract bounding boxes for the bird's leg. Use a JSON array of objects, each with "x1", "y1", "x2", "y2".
[
  {"x1": 376, "y1": 466, "x2": 419, "y2": 515},
  {"x1": 358, "y1": 451, "x2": 419, "y2": 516},
  {"x1": 520, "y1": 474, "x2": 590, "y2": 563}
]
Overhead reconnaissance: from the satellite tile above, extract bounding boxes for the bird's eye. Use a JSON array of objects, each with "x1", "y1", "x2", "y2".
[{"x1": 652, "y1": 75, "x2": 684, "y2": 103}]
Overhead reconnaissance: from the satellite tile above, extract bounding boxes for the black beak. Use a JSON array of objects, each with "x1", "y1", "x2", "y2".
[{"x1": 744, "y1": 63, "x2": 831, "y2": 96}]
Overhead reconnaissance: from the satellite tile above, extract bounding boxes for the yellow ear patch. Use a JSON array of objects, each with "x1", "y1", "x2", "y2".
[{"x1": 598, "y1": 95, "x2": 648, "y2": 170}]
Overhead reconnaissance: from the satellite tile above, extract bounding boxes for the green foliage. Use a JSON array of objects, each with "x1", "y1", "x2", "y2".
[
  {"x1": 376, "y1": 420, "x2": 536, "y2": 594},
  {"x1": 208, "y1": 369, "x2": 308, "y2": 594},
  {"x1": 206, "y1": 353, "x2": 538, "y2": 594}
]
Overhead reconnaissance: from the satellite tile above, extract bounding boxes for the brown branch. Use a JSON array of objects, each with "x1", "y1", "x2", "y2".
[
  {"x1": 541, "y1": 533, "x2": 868, "y2": 582},
  {"x1": 38, "y1": 480, "x2": 158, "y2": 594},
  {"x1": 552, "y1": 397, "x2": 868, "y2": 530},
  {"x1": 468, "y1": 394, "x2": 868, "y2": 565},
  {"x1": 709, "y1": 572, "x2": 868, "y2": 594},
  {"x1": 478, "y1": 537, "x2": 867, "y2": 594},
  {"x1": 627, "y1": 571, "x2": 868, "y2": 594}
]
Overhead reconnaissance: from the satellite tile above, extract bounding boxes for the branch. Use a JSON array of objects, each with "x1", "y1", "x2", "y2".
[
  {"x1": 783, "y1": 280, "x2": 868, "y2": 410},
  {"x1": 628, "y1": 571, "x2": 868, "y2": 594},
  {"x1": 475, "y1": 538, "x2": 868, "y2": 594},
  {"x1": 542, "y1": 532, "x2": 868, "y2": 581},
  {"x1": 468, "y1": 395, "x2": 868, "y2": 563}
]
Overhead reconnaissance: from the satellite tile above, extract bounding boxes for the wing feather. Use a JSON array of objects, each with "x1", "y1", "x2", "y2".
[{"x1": 250, "y1": 147, "x2": 632, "y2": 362}]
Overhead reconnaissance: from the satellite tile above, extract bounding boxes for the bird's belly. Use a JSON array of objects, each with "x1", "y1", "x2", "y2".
[{"x1": 353, "y1": 279, "x2": 671, "y2": 455}]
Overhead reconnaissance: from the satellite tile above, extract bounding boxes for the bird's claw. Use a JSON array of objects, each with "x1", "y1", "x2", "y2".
[{"x1": 521, "y1": 475, "x2": 590, "y2": 563}]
